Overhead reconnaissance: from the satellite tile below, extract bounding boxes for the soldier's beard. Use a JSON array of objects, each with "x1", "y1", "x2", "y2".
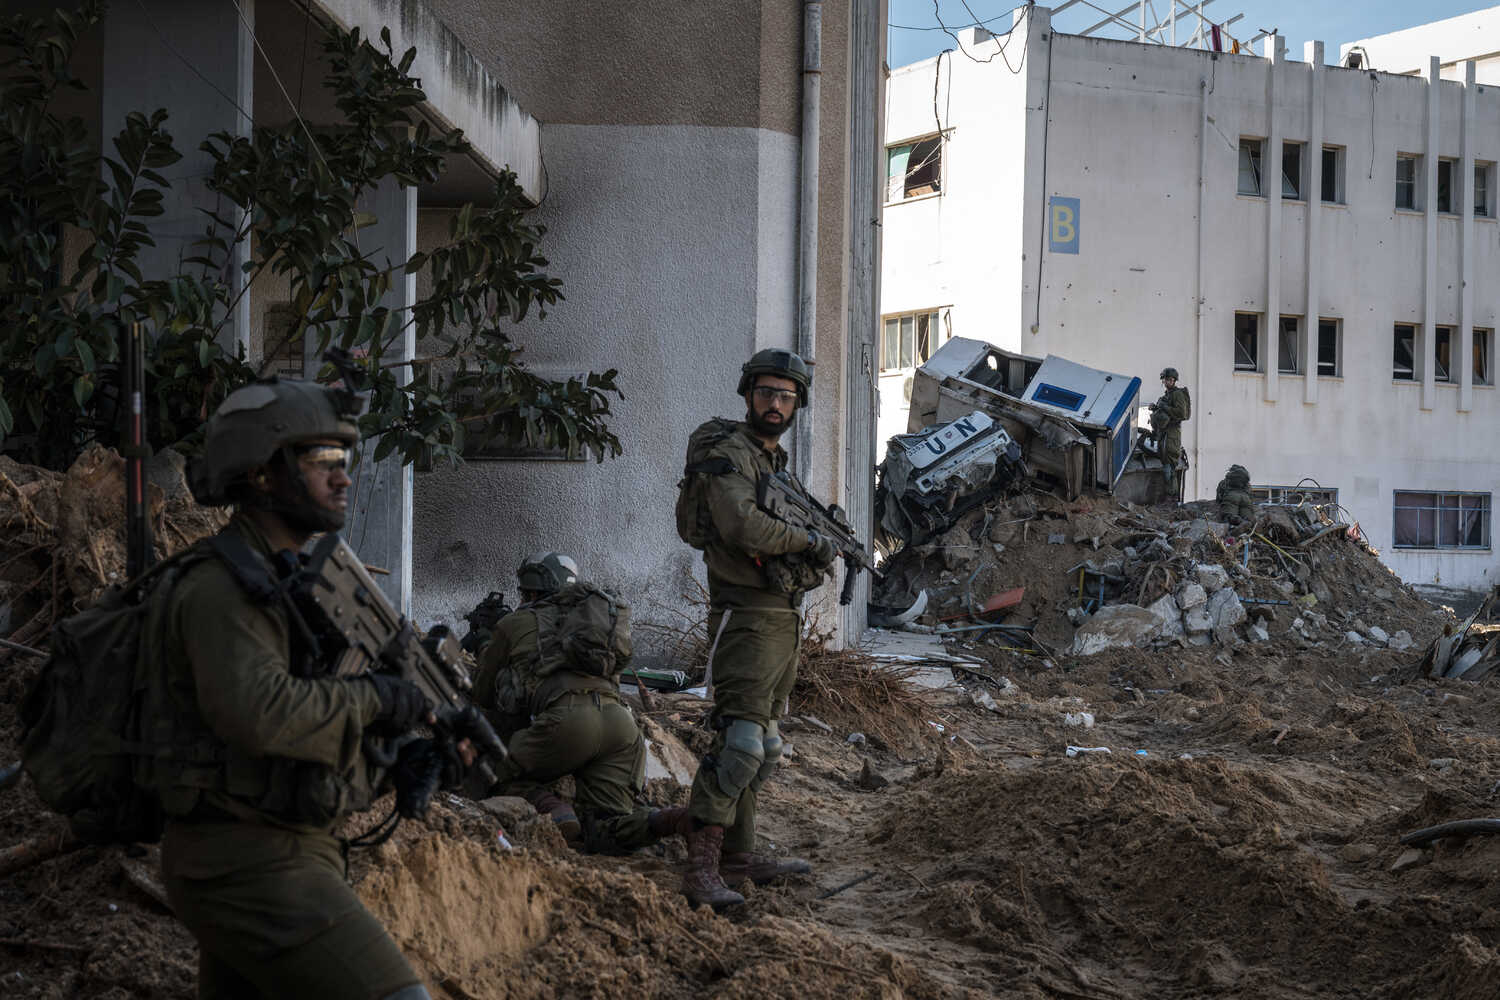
[{"x1": 747, "y1": 406, "x2": 796, "y2": 439}]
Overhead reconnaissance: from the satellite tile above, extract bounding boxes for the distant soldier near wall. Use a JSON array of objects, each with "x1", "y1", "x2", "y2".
[{"x1": 1150, "y1": 367, "x2": 1191, "y2": 498}]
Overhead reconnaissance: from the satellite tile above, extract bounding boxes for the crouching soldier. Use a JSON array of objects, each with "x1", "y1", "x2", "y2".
[
  {"x1": 476, "y1": 553, "x2": 689, "y2": 853},
  {"x1": 1216, "y1": 464, "x2": 1255, "y2": 524}
]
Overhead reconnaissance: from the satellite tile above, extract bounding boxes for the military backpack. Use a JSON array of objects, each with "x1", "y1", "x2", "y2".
[
  {"x1": 675, "y1": 418, "x2": 738, "y2": 549},
  {"x1": 533, "y1": 582, "x2": 633, "y2": 680}
]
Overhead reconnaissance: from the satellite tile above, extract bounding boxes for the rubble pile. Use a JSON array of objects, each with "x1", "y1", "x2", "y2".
[
  {"x1": 0, "y1": 445, "x2": 228, "y2": 669},
  {"x1": 871, "y1": 488, "x2": 1435, "y2": 660}
]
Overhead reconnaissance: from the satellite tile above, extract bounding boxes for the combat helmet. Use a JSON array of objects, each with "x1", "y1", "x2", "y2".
[
  {"x1": 517, "y1": 552, "x2": 579, "y2": 595},
  {"x1": 1225, "y1": 464, "x2": 1251, "y2": 487},
  {"x1": 1160, "y1": 367, "x2": 1180, "y2": 381},
  {"x1": 737, "y1": 349, "x2": 812, "y2": 405},
  {"x1": 189, "y1": 378, "x2": 363, "y2": 507}
]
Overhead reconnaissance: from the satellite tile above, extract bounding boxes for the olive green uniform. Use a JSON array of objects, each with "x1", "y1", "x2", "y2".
[
  {"x1": 478, "y1": 609, "x2": 654, "y2": 854},
  {"x1": 1152, "y1": 385, "x2": 1191, "y2": 490},
  {"x1": 1216, "y1": 466, "x2": 1255, "y2": 523},
  {"x1": 147, "y1": 516, "x2": 420, "y2": 1000},
  {"x1": 686, "y1": 423, "x2": 818, "y2": 855}
]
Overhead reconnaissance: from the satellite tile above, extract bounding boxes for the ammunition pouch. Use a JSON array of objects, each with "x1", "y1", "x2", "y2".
[{"x1": 762, "y1": 551, "x2": 829, "y2": 598}]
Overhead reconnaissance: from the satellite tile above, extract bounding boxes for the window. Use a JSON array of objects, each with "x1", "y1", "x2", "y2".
[
  {"x1": 1317, "y1": 319, "x2": 1341, "y2": 376},
  {"x1": 1277, "y1": 315, "x2": 1301, "y2": 374},
  {"x1": 262, "y1": 306, "x2": 305, "y2": 379},
  {"x1": 1476, "y1": 162, "x2": 1493, "y2": 217},
  {"x1": 1435, "y1": 326, "x2": 1455, "y2": 382},
  {"x1": 886, "y1": 136, "x2": 942, "y2": 202},
  {"x1": 1252, "y1": 484, "x2": 1339, "y2": 507},
  {"x1": 1321, "y1": 146, "x2": 1344, "y2": 204},
  {"x1": 1282, "y1": 141, "x2": 1304, "y2": 199},
  {"x1": 1393, "y1": 491, "x2": 1491, "y2": 549},
  {"x1": 1438, "y1": 158, "x2": 1457, "y2": 213},
  {"x1": 1393, "y1": 324, "x2": 1417, "y2": 380},
  {"x1": 881, "y1": 310, "x2": 944, "y2": 372},
  {"x1": 1396, "y1": 155, "x2": 1420, "y2": 210},
  {"x1": 1477, "y1": 328, "x2": 1493, "y2": 385},
  {"x1": 1238, "y1": 138, "x2": 1263, "y2": 196},
  {"x1": 1234, "y1": 312, "x2": 1260, "y2": 371}
]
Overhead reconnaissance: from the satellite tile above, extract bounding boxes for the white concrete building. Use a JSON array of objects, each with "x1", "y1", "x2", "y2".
[{"x1": 881, "y1": 6, "x2": 1499, "y2": 597}]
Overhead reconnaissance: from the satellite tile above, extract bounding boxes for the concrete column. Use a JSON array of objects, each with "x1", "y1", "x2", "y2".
[
  {"x1": 1303, "y1": 41, "x2": 1324, "y2": 404},
  {"x1": 1460, "y1": 60, "x2": 1477, "y2": 413},
  {"x1": 101, "y1": 0, "x2": 254, "y2": 354},
  {"x1": 1422, "y1": 55, "x2": 1440, "y2": 411},
  {"x1": 1263, "y1": 34, "x2": 1282, "y2": 403},
  {"x1": 346, "y1": 175, "x2": 417, "y2": 614}
]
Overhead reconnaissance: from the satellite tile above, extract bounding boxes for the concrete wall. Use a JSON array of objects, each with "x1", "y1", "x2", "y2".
[
  {"x1": 882, "y1": 9, "x2": 1500, "y2": 593},
  {"x1": 1341, "y1": 6, "x2": 1500, "y2": 84},
  {"x1": 408, "y1": 2, "x2": 878, "y2": 644}
]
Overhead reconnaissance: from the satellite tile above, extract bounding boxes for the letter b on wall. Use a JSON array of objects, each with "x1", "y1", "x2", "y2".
[{"x1": 1049, "y1": 196, "x2": 1080, "y2": 254}]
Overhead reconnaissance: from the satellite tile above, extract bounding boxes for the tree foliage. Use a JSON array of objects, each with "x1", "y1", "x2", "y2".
[{"x1": 0, "y1": 2, "x2": 621, "y2": 472}]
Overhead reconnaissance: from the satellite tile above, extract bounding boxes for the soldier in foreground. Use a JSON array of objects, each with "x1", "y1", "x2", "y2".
[
  {"x1": 674, "y1": 349, "x2": 837, "y2": 908},
  {"x1": 1216, "y1": 464, "x2": 1255, "y2": 524},
  {"x1": 157, "y1": 380, "x2": 438, "y2": 999},
  {"x1": 477, "y1": 553, "x2": 690, "y2": 853},
  {"x1": 1150, "y1": 366, "x2": 1191, "y2": 498}
]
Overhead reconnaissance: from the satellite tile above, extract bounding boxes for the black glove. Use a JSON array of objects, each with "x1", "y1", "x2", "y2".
[
  {"x1": 365, "y1": 673, "x2": 430, "y2": 734},
  {"x1": 806, "y1": 531, "x2": 837, "y2": 568},
  {"x1": 391, "y1": 738, "x2": 445, "y2": 819}
]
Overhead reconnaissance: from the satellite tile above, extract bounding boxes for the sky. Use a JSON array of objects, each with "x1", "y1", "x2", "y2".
[{"x1": 887, "y1": 1, "x2": 1500, "y2": 69}]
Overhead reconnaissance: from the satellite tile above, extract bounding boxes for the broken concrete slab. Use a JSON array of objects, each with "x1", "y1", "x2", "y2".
[
  {"x1": 1390, "y1": 848, "x2": 1426, "y2": 874},
  {"x1": 640, "y1": 718, "x2": 698, "y2": 785},
  {"x1": 1147, "y1": 594, "x2": 1186, "y2": 642},
  {"x1": 1185, "y1": 604, "x2": 1214, "y2": 635},
  {"x1": 1367, "y1": 625, "x2": 1390, "y2": 646},
  {"x1": 1194, "y1": 563, "x2": 1231, "y2": 593},
  {"x1": 1175, "y1": 582, "x2": 1207, "y2": 611},
  {"x1": 1207, "y1": 588, "x2": 1247, "y2": 630},
  {"x1": 1069, "y1": 604, "x2": 1162, "y2": 656},
  {"x1": 1389, "y1": 630, "x2": 1414, "y2": 651},
  {"x1": 1173, "y1": 519, "x2": 1214, "y2": 544}
]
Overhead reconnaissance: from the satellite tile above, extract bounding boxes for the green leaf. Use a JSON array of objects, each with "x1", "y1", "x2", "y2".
[{"x1": 73, "y1": 375, "x2": 93, "y2": 408}]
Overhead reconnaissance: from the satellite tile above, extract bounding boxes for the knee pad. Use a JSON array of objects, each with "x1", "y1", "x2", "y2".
[
  {"x1": 757, "y1": 720, "x2": 783, "y2": 783},
  {"x1": 715, "y1": 718, "x2": 766, "y2": 796}
]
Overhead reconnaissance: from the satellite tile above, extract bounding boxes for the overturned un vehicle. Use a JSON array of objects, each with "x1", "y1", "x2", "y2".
[{"x1": 878, "y1": 338, "x2": 1176, "y2": 548}]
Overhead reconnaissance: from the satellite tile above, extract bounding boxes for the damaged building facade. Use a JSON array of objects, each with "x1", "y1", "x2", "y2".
[
  {"x1": 880, "y1": 4, "x2": 1499, "y2": 599},
  {"x1": 17, "y1": 0, "x2": 887, "y2": 643}
]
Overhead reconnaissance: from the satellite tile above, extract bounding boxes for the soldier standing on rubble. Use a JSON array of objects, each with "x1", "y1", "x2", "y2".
[
  {"x1": 158, "y1": 380, "x2": 438, "y2": 1000},
  {"x1": 475, "y1": 552, "x2": 691, "y2": 853},
  {"x1": 1151, "y1": 367, "x2": 1191, "y2": 498},
  {"x1": 674, "y1": 349, "x2": 837, "y2": 908}
]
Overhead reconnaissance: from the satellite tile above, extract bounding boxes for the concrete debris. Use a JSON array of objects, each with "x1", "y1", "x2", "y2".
[
  {"x1": 1345, "y1": 631, "x2": 1365, "y2": 645},
  {"x1": 1065, "y1": 745, "x2": 1111, "y2": 757},
  {"x1": 1390, "y1": 848, "x2": 1427, "y2": 874},
  {"x1": 1207, "y1": 589, "x2": 1247, "y2": 630},
  {"x1": 1147, "y1": 595, "x2": 1187, "y2": 642},
  {"x1": 1249, "y1": 623, "x2": 1270, "y2": 642},
  {"x1": 1184, "y1": 605, "x2": 1214, "y2": 636},
  {"x1": 1069, "y1": 604, "x2": 1162, "y2": 656},
  {"x1": 1175, "y1": 582, "x2": 1207, "y2": 611},
  {"x1": 847, "y1": 732, "x2": 867, "y2": 745},
  {"x1": 1366, "y1": 625, "x2": 1390, "y2": 646},
  {"x1": 1194, "y1": 563, "x2": 1231, "y2": 593},
  {"x1": 1389, "y1": 630, "x2": 1414, "y2": 651},
  {"x1": 1062, "y1": 712, "x2": 1095, "y2": 728},
  {"x1": 1419, "y1": 591, "x2": 1500, "y2": 682}
]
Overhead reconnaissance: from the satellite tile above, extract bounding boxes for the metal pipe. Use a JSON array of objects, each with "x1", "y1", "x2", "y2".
[
  {"x1": 1192, "y1": 75, "x2": 1208, "y2": 499},
  {"x1": 795, "y1": 0, "x2": 822, "y2": 484}
]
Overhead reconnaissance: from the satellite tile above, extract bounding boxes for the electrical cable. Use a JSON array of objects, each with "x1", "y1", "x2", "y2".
[
  {"x1": 932, "y1": 0, "x2": 1030, "y2": 72},
  {"x1": 127, "y1": 0, "x2": 254, "y2": 125}
]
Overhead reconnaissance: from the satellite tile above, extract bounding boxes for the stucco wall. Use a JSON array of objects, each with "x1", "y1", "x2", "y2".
[
  {"x1": 882, "y1": 16, "x2": 1500, "y2": 592},
  {"x1": 410, "y1": 124, "x2": 801, "y2": 639}
]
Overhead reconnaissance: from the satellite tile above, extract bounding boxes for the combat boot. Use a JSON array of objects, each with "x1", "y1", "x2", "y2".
[
  {"x1": 681, "y1": 824, "x2": 744, "y2": 909},
  {"x1": 531, "y1": 792, "x2": 582, "y2": 846},
  {"x1": 719, "y1": 851, "x2": 811, "y2": 886},
  {"x1": 647, "y1": 806, "x2": 693, "y2": 839}
]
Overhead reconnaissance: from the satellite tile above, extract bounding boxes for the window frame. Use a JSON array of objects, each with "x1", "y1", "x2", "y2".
[
  {"x1": 1476, "y1": 161, "x2": 1494, "y2": 218},
  {"x1": 1437, "y1": 157, "x2": 1458, "y2": 214},
  {"x1": 1393, "y1": 323, "x2": 1418, "y2": 381},
  {"x1": 1320, "y1": 145, "x2": 1345, "y2": 204},
  {"x1": 1396, "y1": 154, "x2": 1421, "y2": 211},
  {"x1": 885, "y1": 134, "x2": 944, "y2": 204},
  {"x1": 1238, "y1": 137, "x2": 1264, "y2": 197},
  {"x1": 1233, "y1": 311, "x2": 1262, "y2": 372},
  {"x1": 1476, "y1": 327, "x2": 1494, "y2": 386},
  {"x1": 1392, "y1": 490, "x2": 1492, "y2": 550},
  {"x1": 880, "y1": 309, "x2": 946, "y2": 374},
  {"x1": 1251, "y1": 484, "x2": 1339, "y2": 507},
  {"x1": 1281, "y1": 141, "x2": 1305, "y2": 201},
  {"x1": 1435, "y1": 325, "x2": 1456, "y2": 383},
  {"x1": 1316, "y1": 318, "x2": 1341, "y2": 377},
  {"x1": 1277, "y1": 314, "x2": 1303, "y2": 375}
]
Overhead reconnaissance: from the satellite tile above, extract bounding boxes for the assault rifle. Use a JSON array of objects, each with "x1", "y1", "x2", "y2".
[
  {"x1": 756, "y1": 470, "x2": 881, "y2": 606},
  {"x1": 288, "y1": 533, "x2": 509, "y2": 793}
]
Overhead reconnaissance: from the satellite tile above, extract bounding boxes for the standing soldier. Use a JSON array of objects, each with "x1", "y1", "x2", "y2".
[
  {"x1": 476, "y1": 553, "x2": 690, "y2": 853},
  {"x1": 160, "y1": 379, "x2": 437, "y2": 1000},
  {"x1": 674, "y1": 349, "x2": 837, "y2": 908},
  {"x1": 1151, "y1": 366, "x2": 1191, "y2": 498}
]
